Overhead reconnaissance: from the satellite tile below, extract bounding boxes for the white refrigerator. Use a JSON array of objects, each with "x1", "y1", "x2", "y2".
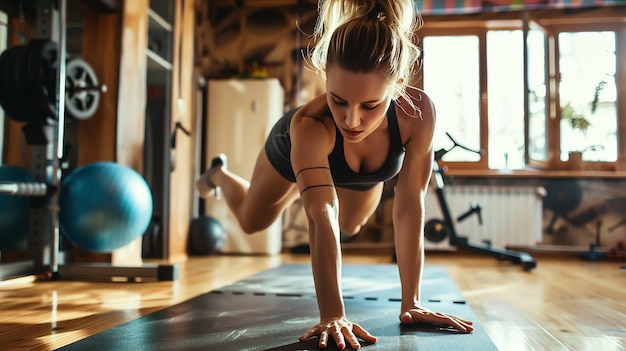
[{"x1": 204, "y1": 78, "x2": 284, "y2": 255}]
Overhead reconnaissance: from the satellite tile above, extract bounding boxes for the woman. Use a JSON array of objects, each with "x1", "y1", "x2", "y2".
[{"x1": 197, "y1": 0, "x2": 474, "y2": 349}]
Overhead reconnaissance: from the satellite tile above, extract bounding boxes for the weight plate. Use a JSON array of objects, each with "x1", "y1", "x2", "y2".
[
  {"x1": 42, "y1": 40, "x2": 59, "y2": 118},
  {"x1": 13, "y1": 45, "x2": 39, "y2": 121},
  {"x1": 27, "y1": 39, "x2": 57, "y2": 120},
  {"x1": 65, "y1": 57, "x2": 100, "y2": 120},
  {"x1": 424, "y1": 218, "x2": 449, "y2": 243},
  {"x1": 1, "y1": 46, "x2": 29, "y2": 122}
]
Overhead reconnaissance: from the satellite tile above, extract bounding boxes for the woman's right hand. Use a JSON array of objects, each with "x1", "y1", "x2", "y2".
[{"x1": 299, "y1": 316, "x2": 378, "y2": 349}]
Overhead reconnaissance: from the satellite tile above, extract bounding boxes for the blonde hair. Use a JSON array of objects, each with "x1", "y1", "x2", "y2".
[{"x1": 309, "y1": 0, "x2": 422, "y2": 101}]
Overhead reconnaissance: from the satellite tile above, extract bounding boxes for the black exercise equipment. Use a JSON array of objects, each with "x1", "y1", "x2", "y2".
[
  {"x1": 56, "y1": 264, "x2": 499, "y2": 351},
  {"x1": 431, "y1": 133, "x2": 537, "y2": 271},
  {"x1": 424, "y1": 218, "x2": 451, "y2": 243},
  {"x1": 187, "y1": 216, "x2": 226, "y2": 255},
  {"x1": 0, "y1": 39, "x2": 57, "y2": 123},
  {"x1": 542, "y1": 179, "x2": 584, "y2": 233},
  {"x1": 0, "y1": 42, "x2": 104, "y2": 123}
]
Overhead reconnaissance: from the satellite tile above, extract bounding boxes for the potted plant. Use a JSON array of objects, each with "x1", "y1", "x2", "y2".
[{"x1": 560, "y1": 81, "x2": 606, "y2": 170}]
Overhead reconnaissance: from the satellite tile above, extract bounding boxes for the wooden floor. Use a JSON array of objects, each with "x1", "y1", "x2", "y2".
[{"x1": 1, "y1": 250, "x2": 624, "y2": 351}]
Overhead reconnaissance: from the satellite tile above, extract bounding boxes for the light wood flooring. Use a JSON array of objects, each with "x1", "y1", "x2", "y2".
[{"x1": 0, "y1": 250, "x2": 624, "y2": 351}]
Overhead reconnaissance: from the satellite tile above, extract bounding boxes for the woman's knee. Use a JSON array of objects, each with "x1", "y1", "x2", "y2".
[
  {"x1": 239, "y1": 221, "x2": 268, "y2": 235},
  {"x1": 339, "y1": 216, "x2": 369, "y2": 235},
  {"x1": 237, "y1": 152, "x2": 299, "y2": 234},
  {"x1": 337, "y1": 186, "x2": 382, "y2": 235},
  {"x1": 238, "y1": 202, "x2": 293, "y2": 234},
  {"x1": 238, "y1": 213, "x2": 276, "y2": 234},
  {"x1": 340, "y1": 225, "x2": 361, "y2": 236}
]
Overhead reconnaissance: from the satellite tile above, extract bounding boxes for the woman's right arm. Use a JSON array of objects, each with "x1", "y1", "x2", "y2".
[{"x1": 290, "y1": 113, "x2": 377, "y2": 350}]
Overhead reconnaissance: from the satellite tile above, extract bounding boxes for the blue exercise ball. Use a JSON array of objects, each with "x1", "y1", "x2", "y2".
[
  {"x1": 0, "y1": 165, "x2": 31, "y2": 251},
  {"x1": 59, "y1": 162, "x2": 153, "y2": 252}
]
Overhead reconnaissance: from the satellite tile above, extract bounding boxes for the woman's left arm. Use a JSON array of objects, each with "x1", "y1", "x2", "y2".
[
  {"x1": 392, "y1": 113, "x2": 432, "y2": 316},
  {"x1": 392, "y1": 94, "x2": 474, "y2": 332}
]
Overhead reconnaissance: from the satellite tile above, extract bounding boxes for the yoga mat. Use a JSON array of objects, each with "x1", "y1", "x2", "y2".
[{"x1": 57, "y1": 264, "x2": 498, "y2": 351}]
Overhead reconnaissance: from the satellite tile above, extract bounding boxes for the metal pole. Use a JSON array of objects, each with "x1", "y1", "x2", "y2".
[
  {"x1": 49, "y1": 0, "x2": 67, "y2": 276},
  {"x1": 56, "y1": 0, "x2": 67, "y2": 159}
]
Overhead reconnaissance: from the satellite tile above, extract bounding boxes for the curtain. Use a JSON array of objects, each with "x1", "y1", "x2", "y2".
[{"x1": 418, "y1": 0, "x2": 625, "y2": 16}]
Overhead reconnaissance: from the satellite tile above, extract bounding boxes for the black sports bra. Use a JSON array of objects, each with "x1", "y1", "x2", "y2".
[{"x1": 328, "y1": 103, "x2": 406, "y2": 190}]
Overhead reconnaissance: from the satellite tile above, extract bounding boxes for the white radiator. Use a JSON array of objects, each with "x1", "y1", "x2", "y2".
[{"x1": 424, "y1": 185, "x2": 544, "y2": 251}]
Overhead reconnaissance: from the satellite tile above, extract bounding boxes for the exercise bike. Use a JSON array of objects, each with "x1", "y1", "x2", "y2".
[{"x1": 429, "y1": 132, "x2": 537, "y2": 272}]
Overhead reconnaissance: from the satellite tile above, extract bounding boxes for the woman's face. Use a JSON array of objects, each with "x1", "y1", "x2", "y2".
[{"x1": 325, "y1": 65, "x2": 392, "y2": 144}]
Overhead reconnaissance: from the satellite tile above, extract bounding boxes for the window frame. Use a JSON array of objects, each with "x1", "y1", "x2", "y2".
[
  {"x1": 419, "y1": 7, "x2": 626, "y2": 175},
  {"x1": 539, "y1": 21, "x2": 624, "y2": 171},
  {"x1": 418, "y1": 27, "x2": 490, "y2": 170},
  {"x1": 417, "y1": 25, "x2": 493, "y2": 171}
]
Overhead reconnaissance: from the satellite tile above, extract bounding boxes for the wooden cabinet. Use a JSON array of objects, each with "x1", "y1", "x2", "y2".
[
  {"x1": 142, "y1": 1, "x2": 174, "y2": 259},
  {"x1": 143, "y1": 0, "x2": 196, "y2": 262}
]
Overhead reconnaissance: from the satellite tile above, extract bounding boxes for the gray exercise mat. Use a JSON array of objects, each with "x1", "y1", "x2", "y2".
[
  {"x1": 57, "y1": 264, "x2": 498, "y2": 351},
  {"x1": 220, "y1": 264, "x2": 467, "y2": 303}
]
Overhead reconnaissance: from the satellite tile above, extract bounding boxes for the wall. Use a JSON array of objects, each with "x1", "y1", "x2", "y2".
[{"x1": 194, "y1": 1, "x2": 324, "y2": 109}]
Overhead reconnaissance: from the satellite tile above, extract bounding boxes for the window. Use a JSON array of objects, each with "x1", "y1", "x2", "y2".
[
  {"x1": 423, "y1": 35, "x2": 481, "y2": 163},
  {"x1": 557, "y1": 31, "x2": 617, "y2": 163},
  {"x1": 525, "y1": 21, "x2": 548, "y2": 163},
  {"x1": 420, "y1": 9, "x2": 626, "y2": 172},
  {"x1": 487, "y1": 30, "x2": 525, "y2": 169}
]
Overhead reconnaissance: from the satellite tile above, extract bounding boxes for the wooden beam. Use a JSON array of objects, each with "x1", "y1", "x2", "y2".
[
  {"x1": 168, "y1": 0, "x2": 196, "y2": 262},
  {"x1": 79, "y1": 5, "x2": 120, "y2": 165},
  {"x1": 110, "y1": 0, "x2": 149, "y2": 265}
]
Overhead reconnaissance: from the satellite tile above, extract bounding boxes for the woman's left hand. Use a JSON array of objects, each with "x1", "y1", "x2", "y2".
[{"x1": 399, "y1": 306, "x2": 474, "y2": 333}]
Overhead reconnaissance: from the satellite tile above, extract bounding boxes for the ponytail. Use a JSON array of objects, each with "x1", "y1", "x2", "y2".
[{"x1": 309, "y1": 0, "x2": 422, "y2": 101}]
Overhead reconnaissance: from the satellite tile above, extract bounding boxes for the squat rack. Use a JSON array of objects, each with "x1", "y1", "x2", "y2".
[{"x1": 0, "y1": 0, "x2": 177, "y2": 282}]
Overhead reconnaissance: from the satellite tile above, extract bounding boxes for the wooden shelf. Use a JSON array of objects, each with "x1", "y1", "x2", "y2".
[
  {"x1": 148, "y1": 8, "x2": 172, "y2": 32},
  {"x1": 147, "y1": 5, "x2": 172, "y2": 72},
  {"x1": 147, "y1": 49, "x2": 172, "y2": 71}
]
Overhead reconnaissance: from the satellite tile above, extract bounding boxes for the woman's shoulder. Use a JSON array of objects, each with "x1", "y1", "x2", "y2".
[
  {"x1": 410, "y1": 86, "x2": 435, "y2": 107},
  {"x1": 291, "y1": 93, "x2": 335, "y2": 131},
  {"x1": 395, "y1": 87, "x2": 435, "y2": 124},
  {"x1": 289, "y1": 94, "x2": 336, "y2": 155},
  {"x1": 394, "y1": 86, "x2": 435, "y2": 147}
]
